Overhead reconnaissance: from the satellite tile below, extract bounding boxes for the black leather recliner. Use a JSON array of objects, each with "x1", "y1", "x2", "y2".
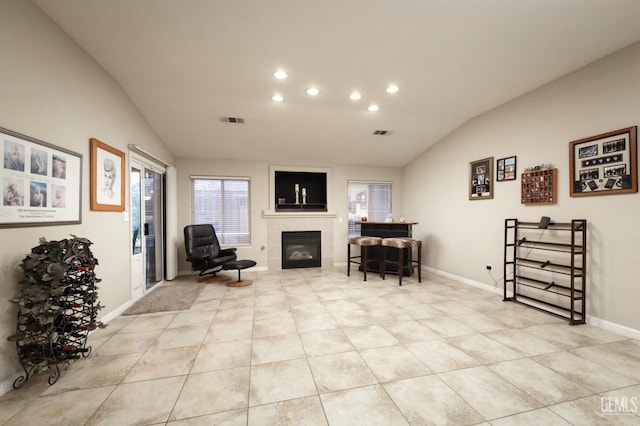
[{"x1": 184, "y1": 224, "x2": 237, "y2": 279}]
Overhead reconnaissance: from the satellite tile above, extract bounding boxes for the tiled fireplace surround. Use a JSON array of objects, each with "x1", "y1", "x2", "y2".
[
  {"x1": 266, "y1": 216, "x2": 334, "y2": 271},
  {"x1": 265, "y1": 166, "x2": 335, "y2": 271}
]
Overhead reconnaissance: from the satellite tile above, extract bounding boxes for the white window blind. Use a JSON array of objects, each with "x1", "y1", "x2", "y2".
[
  {"x1": 191, "y1": 177, "x2": 250, "y2": 245},
  {"x1": 347, "y1": 181, "x2": 392, "y2": 237}
]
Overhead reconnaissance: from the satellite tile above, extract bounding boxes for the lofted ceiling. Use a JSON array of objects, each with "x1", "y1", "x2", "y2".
[{"x1": 34, "y1": 0, "x2": 640, "y2": 167}]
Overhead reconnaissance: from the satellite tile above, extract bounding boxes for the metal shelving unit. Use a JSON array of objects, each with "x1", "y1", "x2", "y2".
[{"x1": 503, "y1": 218, "x2": 587, "y2": 325}]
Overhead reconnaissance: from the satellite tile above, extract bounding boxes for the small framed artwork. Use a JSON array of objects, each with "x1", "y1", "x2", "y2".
[
  {"x1": 90, "y1": 138, "x2": 125, "y2": 211},
  {"x1": 1, "y1": 127, "x2": 82, "y2": 227},
  {"x1": 569, "y1": 126, "x2": 637, "y2": 197},
  {"x1": 497, "y1": 156, "x2": 517, "y2": 181},
  {"x1": 469, "y1": 157, "x2": 494, "y2": 200}
]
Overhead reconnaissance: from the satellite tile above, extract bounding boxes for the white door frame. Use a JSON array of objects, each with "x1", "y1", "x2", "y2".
[
  {"x1": 130, "y1": 157, "x2": 145, "y2": 301},
  {"x1": 129, "y1": 153, "x2": 167, "y2": 300}
]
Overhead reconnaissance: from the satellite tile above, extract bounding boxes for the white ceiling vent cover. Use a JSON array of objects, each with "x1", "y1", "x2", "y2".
[{"x1": 221, "y1": 117, "x2": 245, "y2": 123}]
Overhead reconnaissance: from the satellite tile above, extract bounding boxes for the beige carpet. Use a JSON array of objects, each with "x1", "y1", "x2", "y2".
[{"x1": 123, "y1": 282, "x2": 205, "y2": 315}]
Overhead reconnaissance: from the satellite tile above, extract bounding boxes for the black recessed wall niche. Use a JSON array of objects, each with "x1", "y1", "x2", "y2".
[{"x1": 275, "y1": 171, "x2": 327, "y2": 212}]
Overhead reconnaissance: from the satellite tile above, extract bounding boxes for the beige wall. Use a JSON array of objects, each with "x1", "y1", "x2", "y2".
[
  {"x1": 404, "y1": 42, "x2": 640, "y2": 332},
  {"x1": 0, "y1": 1, "x2": 174, "y2": 390},
  {"x1": 332, "y1": 166, "x2": 405, "y2": 264},
  {"x1": 175, "y1": 158, "x2": 271, "y2": 271},
  {"x1": 175, "y1": 158, "x2": 404, "y2": 273},
  {"x1": 3, "y1": 0, "x2": 638, "y2": 395}
]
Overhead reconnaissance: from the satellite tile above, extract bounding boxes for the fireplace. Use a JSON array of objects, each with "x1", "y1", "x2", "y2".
[{"x1": 282, "y1": 231, "x2": 321, "y2": 269}]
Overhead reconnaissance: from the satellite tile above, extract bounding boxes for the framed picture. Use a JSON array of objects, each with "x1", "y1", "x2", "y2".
[
  {"x1": 90, "y1": 138, "x2": 125, "y2": 211},
  {"x1": 1, "y1": 127, "x2": 82, "y2": 227},
  {"x1": 497, "y1": 156, "x2": 517, "y2": 181},
  {"x1": 569, "y1": 126, "x2": 637, "y2": 197},
  {"x1": 469, "y1": 156, "x2": 494, "y2": 200}
]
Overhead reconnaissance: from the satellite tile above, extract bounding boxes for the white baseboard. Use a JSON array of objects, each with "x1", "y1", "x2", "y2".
[
  {"x1": 586, "y1": 315, "x2": 640, "y2": 340},
  {"x1": 100, "y1": 300, "x2": 134, "y2": 324},
  {"x1": 427, "y1": 266, "x2": 640, "y2": 339},
  {"x1": 0, "y1": 375, "x2": 17, "y2": 398},
  {"x1": 426, "y1": 266, "x2": 503, "y2": 295}
]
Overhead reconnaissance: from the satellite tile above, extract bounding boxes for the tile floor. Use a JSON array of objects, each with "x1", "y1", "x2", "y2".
[{"x1": 1, "y1": 268, "x2": 639, "y2": 425}]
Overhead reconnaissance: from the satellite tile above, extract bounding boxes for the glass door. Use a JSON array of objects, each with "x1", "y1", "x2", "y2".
[
  {"x1": 144, "y1": 168, "x2": 164, "y2": 289},
  {"x1": 130, "y1": 156, "x2": 165, "y2": 299}
]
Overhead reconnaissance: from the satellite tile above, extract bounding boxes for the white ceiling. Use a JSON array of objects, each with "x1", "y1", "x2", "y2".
[{"x1": 34, "y1": 0, "x2": 640, "y2": 167}]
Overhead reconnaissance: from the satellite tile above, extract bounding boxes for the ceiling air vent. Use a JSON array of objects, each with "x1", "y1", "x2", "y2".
[
  {"x1": 373, "y1": 130, "x2": 390, "y2": 135},
  {"x1": 220, "y1": 117, "x2": 245, "y2": 124}
]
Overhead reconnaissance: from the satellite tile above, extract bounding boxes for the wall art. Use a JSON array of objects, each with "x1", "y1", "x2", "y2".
[
  {"x1": 469, "y1": 156, "x2": 494, "y2": 200},
  {"x1": 497, "y1": 156, "x2": 517, "y2": 181},
  {"x1": 569, "y1": 126, "x2": 637, "y2": 197},
  {"x1": 90, "y1": 138, "x2": 125, "y2": 211},
  {"x1": 1, "y1": 127, "x2": 82, "y2": 227}
]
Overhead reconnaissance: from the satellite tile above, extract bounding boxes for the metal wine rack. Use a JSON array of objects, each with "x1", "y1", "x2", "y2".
[{"x1": 7, "y1": 236, "x2": 104, "y2": 388}]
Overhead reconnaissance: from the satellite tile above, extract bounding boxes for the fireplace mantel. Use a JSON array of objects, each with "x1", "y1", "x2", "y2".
[{"x1": 262, "y1": 210, "x2": 336, "y2": 218}]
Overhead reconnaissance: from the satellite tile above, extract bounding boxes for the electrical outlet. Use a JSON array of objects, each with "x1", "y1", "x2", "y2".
[{"x1": 486, "y1": 264, "x2": 492, "y2": 271}]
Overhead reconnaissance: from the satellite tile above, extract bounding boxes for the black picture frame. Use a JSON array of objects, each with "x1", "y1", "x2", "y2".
[{"x1": 497, "y1": 156, "x2": 517, "y2": 182}]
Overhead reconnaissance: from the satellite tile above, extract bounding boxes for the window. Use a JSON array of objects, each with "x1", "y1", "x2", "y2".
[
  {"x1": 191, "y1": 177, "x2": 250, "y2": 245},
  {"x1": 347, "y1": 181, "x2": 392, "y2": 237}
]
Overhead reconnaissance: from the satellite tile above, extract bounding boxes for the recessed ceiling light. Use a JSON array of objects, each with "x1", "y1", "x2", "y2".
[
  {"x1": 273, "y1": 70, "x2": 288, "y2": 80},
  {"x1": 368, "y1": 104, "x2": 379, "y2": 112},
  {"x1": 272, "y1": 94, "x2": 284, "y2": 102},
  {"x1": 386, "y1": 84, "x2": 399, "y2": 94},
  {"x1": 349, "y1": 91, "x2": 362, "y2": 101},
  {"x1": 306, "y1": 87, "x2": 320, "y2": 96}
]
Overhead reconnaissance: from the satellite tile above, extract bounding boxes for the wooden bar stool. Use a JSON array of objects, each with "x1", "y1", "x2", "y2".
[
  {"x1": 347, "y1": 236, "x2": 382, "y2": 281},
  {"x1": 381, "y1": 237, "x2": 422, "y2": 286}
]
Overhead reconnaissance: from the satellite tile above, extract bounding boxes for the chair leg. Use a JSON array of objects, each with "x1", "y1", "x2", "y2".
[
  {"x1": 381, "y1": 247, "x2": 386, "y2": 280},
  {"x1": 398, "y1": 248, "x2": 403, "y2": 286},
  {"x1": 362, "y1": 246, "x2": 368, "y2": 281},
  {"x1": 347, "y1": 243, "x2": 351, "y2": 277},
  {"x1": 417, "y1": 246, "x2": 422, "y2": 283}
]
